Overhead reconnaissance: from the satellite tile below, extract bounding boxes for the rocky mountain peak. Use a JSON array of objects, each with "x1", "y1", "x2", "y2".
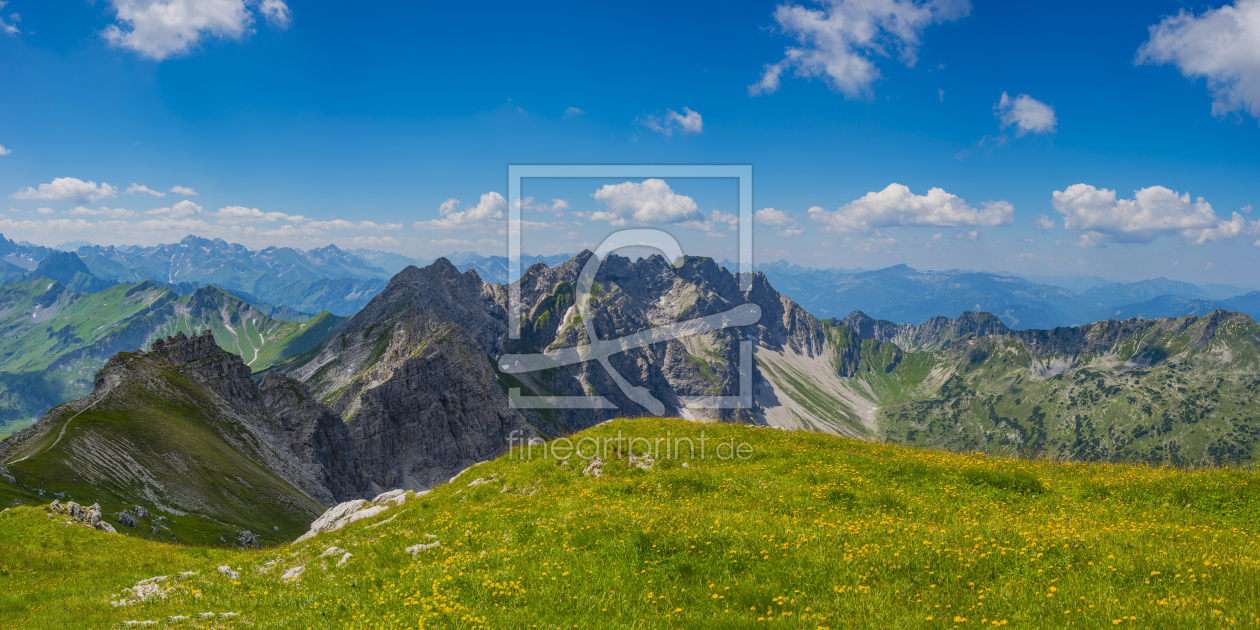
[
  {"x1": 95, "y1": 330, "x2": 259, "y2": 405},
  {"x1": 32, "y1": 251, "x2": 91, "y2": 283},
  {"x1": 146, "y1": 329, "x2": 226, "y2": 365}
]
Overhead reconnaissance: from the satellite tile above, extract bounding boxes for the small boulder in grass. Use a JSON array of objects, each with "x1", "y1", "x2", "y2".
[
  {"x1": 405, "y1": 540, "x2": 441, "y2": 555},
  {"x1": 320, "y1": 546, "x2": 346, "y2": 558},
  {"x1": 281, "y1": 566, "x2": 305, "y2": 581},
  {"x1": 371, "y1": 489, "x2": 410, "y2": 505},
  {"x1": 337, "y1": 552, "x2": 353, "y2": 567},
  {"x1": 217, "y1": 566, "x2": 239, "y2": 580}
]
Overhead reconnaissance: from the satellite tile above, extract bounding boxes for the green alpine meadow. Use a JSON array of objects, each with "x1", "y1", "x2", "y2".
[{"x1": 3, "y1": 419, "x2": 1260, "y2": 628}]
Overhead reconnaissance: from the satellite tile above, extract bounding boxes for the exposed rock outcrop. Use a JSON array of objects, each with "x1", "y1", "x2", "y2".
[{"x1": 260, "y1": 372, "x2": 370, "y2": 502}]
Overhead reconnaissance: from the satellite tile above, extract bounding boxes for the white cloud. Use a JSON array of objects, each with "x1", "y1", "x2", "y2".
[
  {"x1": 589, "y1": 179, "x2": 701, "y2": 226},
  {"x1": 102, "y1": 0, "x2": 292, "y2": 61},
  {"x1": 953, "y1": 229, "x2": 979, "y2": 240},
  {"x1": 1051, "y1": 183, "x2": 1260, "y2": 246},
  {"x1": 0, "y1": 1, "x2": 18, "y2": 36},
  {"x1": 994, "y1": 92, "x2": 1057, "y2": 135},
  {"x1": 126, "y1": 183, "x2": 166, "y2": 197},
  {"x1": 518, "y1": 197, "x2": 570, "y2": 214},
  {"x1": 66, "y1": 206, "x2": 137, "y2": 218},
  {"x1": 170, "y1": 185, "x2": 198, "y2": 196},
  {"x1": 414, "y1": 192, "x2": 507, "y2": 231},
  {"x1": 258, "y1": 0, "x2": 291, "y2": 28},
  {"x1": 751, "y1": 0, "x2": 969, "y2": 97},
  {"x1": 12, "y1": 177, "x2": 119, "y2": 203},
  {"x1": 146, "y1": 199, "x2": 202, "y2": 218},
  {"x1": 1185, "y1": 211, "x2": 1256, "y2": 244},
  {"x1": 754, "y1": 207, "x2": 804, "y2": 236},
  {"x1": 0, "y1": 144, "x2": 10, "y2": 156},
  {"x1": 639, "y1": 107, "x2": 703, "y2": 136},
  {"x1": 216, "y1": 205, "x2": 292, "y2": 223},
  {"x1": 807, "y1": 183, "x2": 1014, "y2": 233},
  {"x1": 136, "y1": 217, "x2": 212, "y2": 232},
  {"x1": 680, "y1": 210, "x2": 741, "y2": 238},
  {"x1": 1033, "y1": 214, "x2": 1055, "y2": 231},
  {"x1": 1137, "y1": 0, "x2": 1260, "y2": 120},
  {"x1": 303, "y1": 219, "x2": 403, "y2": 231},
  {"x1": 564, "y1": 107, "x2": 585, "y2": 118},
  {"x1": 1244, "y1": 203, "x2": 1254, "y2": 213},
  {"x1": 36, "y1": 207, "x2": 54, "y2": 215}
]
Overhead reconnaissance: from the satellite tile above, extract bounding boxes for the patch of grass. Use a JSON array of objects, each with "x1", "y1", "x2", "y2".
[
  {"x1": 961, "y1": 467, "x2": 1046, "y2": 495},
  {"x1": 3, "y1": 418, "x2": 1260, "y2": 628}
]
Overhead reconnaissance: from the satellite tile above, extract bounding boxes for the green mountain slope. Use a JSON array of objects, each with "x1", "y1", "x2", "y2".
[
  {"x1": 2, "y1": 418, "x2": 1259, "y2": 628},
  {"x1": 876, "y1": 311, "x2": 1260, "y2": 466},
  {"x1": 0, "y1": 334, "x2": 327, "y2": 546},
  {"x1": 0, "y1": 279, "x2": 347, "y2": 432},
  {"x1": 752, "y1": 308, "x2": 1260, "y2": 467}
]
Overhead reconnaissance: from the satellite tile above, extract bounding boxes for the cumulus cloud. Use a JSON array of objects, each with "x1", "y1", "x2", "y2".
[
  {"x1": 751, "y1": 0, "x2": 969, "y2": 97},
  {"x1": 102, "y1": 0, "x2": 292, "y2": 61},
  {"x1": 994, "y1": 92, "x2": 1057, "y2": 135},
  {"x1": 36, "y1": 207, "x2": 54, "y2": 215},
  {"x1": 12, "y1": 177, "x2": 118, "y2": 203},
  {"x1": 0, "y1": 145, "x2": 11, "y2": 156},
  {"x1": 1137, "y1": 0, "x2": 1260, "y2": 121},
  {"x1": 754, "y1": 208, "x2": 804, "y2": 236},
  {"x1": 126, "y1": 183, "x2": 166, "y2": 197},
  {"x1": 414, "y1": 192, "x2": 507, "y2": 231},
  {"x1": 1033, "y1": 214, "x2": 1055, "y2": 231},
  {"x1": 146, "y1": 200, "x2": 202, "y2": 218},
  {"x1": 170, "y1": 185, "x2": 198, "y2": 196},
  {"x1": 639, "y1": 107, "x2": 703, "y2": 136},
  {"x1": 807, "y1": 183, "x2": 1014, "y2": 233},
  {"x1": 589, "y1": 179, "x2": 701, "y2": 226},
  {"x1": 1051, "y1": 183, "x2": 1260, "y2": 246}
]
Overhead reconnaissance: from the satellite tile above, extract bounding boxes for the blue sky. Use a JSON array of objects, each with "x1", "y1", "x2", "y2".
[{"x1": 0, "y1": 0, "x2": 1258, "y2": 285}]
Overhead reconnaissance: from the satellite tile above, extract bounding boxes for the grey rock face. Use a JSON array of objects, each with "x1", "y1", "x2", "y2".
[
  {"x1": 260, "y1": 372, "x2": 370, "y2": 502},
  {"x1": 348, "y1": 322, "x2": 531, "y2": 490}
]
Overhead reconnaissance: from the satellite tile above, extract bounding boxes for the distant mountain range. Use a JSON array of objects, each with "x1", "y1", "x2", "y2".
[
  {"x1": 4, "y1": 232, "x2": 1260, "y2": 331},
  {"x1": 725, "y1": 260, "x2": 1260, "y2": 330}
]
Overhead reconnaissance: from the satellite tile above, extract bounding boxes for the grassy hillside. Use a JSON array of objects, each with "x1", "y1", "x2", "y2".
[
  {"x1": 0, "y1": 346, "x2": 326, "y2": 548},
  {"x1": 2, "y1": 418, "x2": 1258, "y2": 628},
  {"x1": 878, "y1": 313, "x2": 1260, "y2": 466},
  {"x1": 0, "y1": 279, "x2": 346, "y2": 431}
]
